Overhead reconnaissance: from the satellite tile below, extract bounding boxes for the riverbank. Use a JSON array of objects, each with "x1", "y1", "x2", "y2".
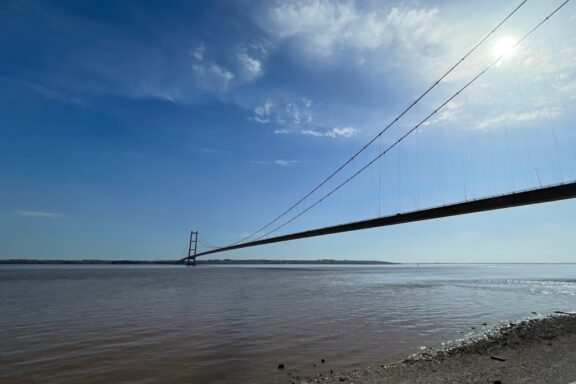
[
  {"x1": 0, "y1": 259, "x2": 395, "y2": 265},
  {"x1": 301, "y1": 313, "x2": 576, "y2": 384}
]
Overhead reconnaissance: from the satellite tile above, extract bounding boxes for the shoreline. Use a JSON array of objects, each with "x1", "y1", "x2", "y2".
[
  {"x1": 0, "y1": 259, "x2": 396, "y2": 265},
  {"x1": 300, "y1": 313, "x2": 576, "y2": 384}
]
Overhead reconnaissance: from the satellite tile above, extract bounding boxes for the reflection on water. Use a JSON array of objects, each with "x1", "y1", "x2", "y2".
[{"x1": 1, "y1": 264, "x2": 575, "y2": 383}]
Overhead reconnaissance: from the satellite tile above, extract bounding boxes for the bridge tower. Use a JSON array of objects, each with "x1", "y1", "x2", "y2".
[{"x1": 186, "y1": 230, "x2": 198, "y2": 265}]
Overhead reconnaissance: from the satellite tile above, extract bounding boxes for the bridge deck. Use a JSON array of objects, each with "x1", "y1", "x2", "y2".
[{"x1": 180, "y1": 181, "x2": 576, "y2": 262}]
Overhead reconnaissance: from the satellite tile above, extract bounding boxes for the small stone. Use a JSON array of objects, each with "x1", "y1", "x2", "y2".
[
  {"x1": 321, "y1": 358, "x2": 326, "y2": 363},
  {"x1": 493, "y1": 381, "x2": 502, "y2": 384},
  {"x1": 277, "y1": 363, "x2": 285, "y2": 369},
  {"x1": 482, "y1": 322, "x2": 487, "y2": 326}
]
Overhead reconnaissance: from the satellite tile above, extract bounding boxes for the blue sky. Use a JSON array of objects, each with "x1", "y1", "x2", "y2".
[{"x1": 1, "y1": 0, "x2": 575, "y2": 262}]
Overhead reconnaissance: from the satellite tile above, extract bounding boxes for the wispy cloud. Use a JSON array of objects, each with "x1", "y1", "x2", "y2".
[
  {"x1": 251, "y1": 97, "x2": 313, "y2": 128},
  {"x1": 326, "y1": 126, "x2": 358, "y2": 138},
  {"x1": 192, "y1": 51, "x2": 236, "y2": 92},
  {"x1": 251, "y1": 160, "x2": 300, "y2": 166},
  {"x1": 301, "y1": 129, "x2": 325, "y2": 137},
  {"x1": 16, "y1": 210, "x2": 61, "y2": 218},
  {"x1": 250, "y1": 97, "x2": 357, "y2": 139},
  {"x1": 237, "y1": 52, "x2": 262, "y2": 80},
  {"x1": 257, "y1": 0, "x2": 448, "y2": 61},
  {"x1": 422, "y1": 101, "x2": 462, "y2": 127},
  {"x1": 1, "y1": 77, "x2": 89, "y2": 106},
  {"x1": 253, "y1": 100, "x2": 275, "y2": 123},
  {"x1": 475, "y1": 107, "x2": 562, "y2": 130},
  {"x1": 302, "y1": 126, "x2": 359, "y2": 138},
  {"x1": 273, "y1": 159, "x2": 300, "y2": 166},
  {"x1": 190, "y1": 39, "x2": 272, "y2": 94}
]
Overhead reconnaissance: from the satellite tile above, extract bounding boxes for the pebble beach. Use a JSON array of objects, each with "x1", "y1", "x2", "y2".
[{"x1": 298, "y1": 313, "x2": 576, "y2": 384}]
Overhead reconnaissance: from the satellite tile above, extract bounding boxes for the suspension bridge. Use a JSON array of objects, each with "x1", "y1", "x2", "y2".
[{"x1": 181, "y1": 0, "x2": 575, "y2": 264}]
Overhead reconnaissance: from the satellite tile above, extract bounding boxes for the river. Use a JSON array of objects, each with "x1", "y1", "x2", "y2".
[{"x1": 1, "y1": 263, "x2": 575, "y2": 383}]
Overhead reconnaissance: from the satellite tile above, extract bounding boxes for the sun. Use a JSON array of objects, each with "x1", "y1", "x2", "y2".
[{"x1": 492, "y1": 36, "x2": 518, "y2": 60}]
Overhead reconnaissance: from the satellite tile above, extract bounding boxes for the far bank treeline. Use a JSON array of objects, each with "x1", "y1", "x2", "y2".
[{"x1": 0, "y1": 259, "x2": 396, "y2": 265}]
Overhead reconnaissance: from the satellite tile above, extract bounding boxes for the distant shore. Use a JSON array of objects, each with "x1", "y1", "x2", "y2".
[
  {"x1": 300, "y1": 313, "x2": 576, "y2": 384},
  {"x1": 0, "y1": 259, "x2": 396, "y2": 265}
]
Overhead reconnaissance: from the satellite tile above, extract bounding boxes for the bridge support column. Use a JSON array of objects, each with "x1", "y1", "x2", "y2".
[{"x1": 186, "y1": 230, "x2": 198, "y2": 266}]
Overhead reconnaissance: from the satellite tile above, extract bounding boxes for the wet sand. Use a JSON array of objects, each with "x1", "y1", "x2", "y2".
[{"x1": 300, "y1": 313, "x2": 576, "y2": 384}]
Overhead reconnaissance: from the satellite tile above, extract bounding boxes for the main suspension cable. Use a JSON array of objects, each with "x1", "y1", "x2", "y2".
[
  {"x1": 255, "y1": 0, "x2": 571, "y2": 240},
  {"x1": 233, "y1": 0, "x2": 530, "y2": 245}
]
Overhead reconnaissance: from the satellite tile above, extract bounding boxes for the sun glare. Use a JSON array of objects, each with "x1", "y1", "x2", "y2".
[{"x1": 492, "y1": 36, "x2": 517, "y2": 60}]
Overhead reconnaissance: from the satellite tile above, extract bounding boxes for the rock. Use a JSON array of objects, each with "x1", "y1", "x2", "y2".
[
  {"x1": 321, "y1": 358, "x2": 326, "y2": 363},
  {"x1": 493, "y1": 381, "x2": 502, "y2": 384},
  {"x1": 278, "y1": 363, "x2": 285, "y2": 369},
  {"x1": 490, "y1": 356, "x2": 507, "y2": 362}
]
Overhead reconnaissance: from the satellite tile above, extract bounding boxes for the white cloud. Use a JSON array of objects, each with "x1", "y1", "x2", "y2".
[
  {"x1": 285, "y1": 100, "x2": 312, "y2": 125},
  {"x1": 302, "y1": 129, "x2": 325, "y2": 137},
  {"x1": 326, "y1": 126, "x2": 358, "y2": 138},
  {"x1": 560, "y1": 79, "x2": 576, "y2": 98},
  {"x1": 253, "y1": 100, "x2": 275, "y2": 123},
  {"x1": 237, "y1": 52, "x2": 262, "y2": 80},
  {"x1": 252, "y1": 96, "x2": 358, "y2": 139},
  {"x1": 251, "y1": 159, "x2": 300, "y2": 166},
  {"x1": 209, "y1": 64, "x2": 234, "y2": 86},
  {"x1": 263, "y1": 0, "x2": 355, "y2": 56},
  {"x1": 258, "y1": 0, "x2": 447, "y2": 61},
  {"x1": 191, "y1": 43, "x2": 236, "y2": 91},
  {"x1": 422, "y1": 101, "x2": 462, "y2": 127},
  {"x1": 475, "y1": 107, "x2": 562, "y2": 130},
  {"x1": 191, "y1": 43, "x2": 205, "y2": 61},
  {"x1": 302, "y1": 126, "x2": 359, "y2": 138},
  {"x1": 16, "y1": 210, "x2": 61, "y2": 218},
  {"x1": 191, "y1": 41, "x2": 268, "y2": 93},
  {"x1": 273, "y1": 159, "x2": 300, "y2": 166},
  {"x1": 252, "y1": 97, "x2": 313, "y2": 127}
]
